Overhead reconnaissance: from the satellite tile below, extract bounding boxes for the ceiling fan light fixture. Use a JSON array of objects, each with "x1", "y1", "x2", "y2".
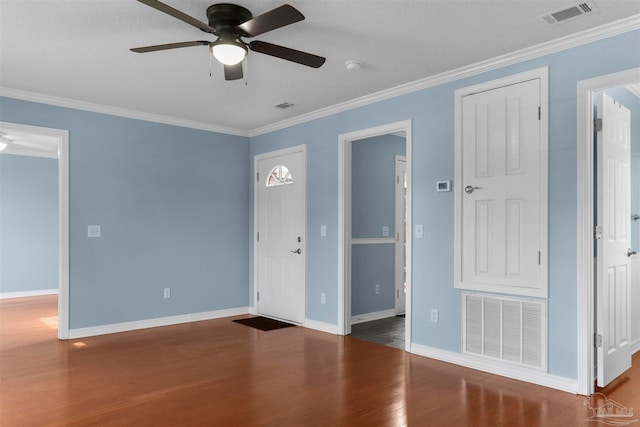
[{"x1": 211, "y1": 41, "x2": 247, "y2": 65}]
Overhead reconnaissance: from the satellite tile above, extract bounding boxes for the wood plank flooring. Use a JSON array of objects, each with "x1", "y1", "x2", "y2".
[{"x1": 1, "y1": 296, "x2": 638, "y2": 426}]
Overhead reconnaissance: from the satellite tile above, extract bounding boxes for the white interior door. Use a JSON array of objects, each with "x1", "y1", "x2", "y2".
[
  {"x1": 596, "y1": 92, "x2": 632, "y2": 387},
  {"x1": 256, "y1": 149, "x2": 305, "y2": 324},
  {"x1": 395, "y1": 156, "x2": 407, "y2": 315},
  {"x1": 456, "y1": 78, "x2": 547, "y2": 297}
]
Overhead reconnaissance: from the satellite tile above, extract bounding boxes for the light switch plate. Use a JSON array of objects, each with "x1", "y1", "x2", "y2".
[
  {"x1": 320, "y1": 225, "x2": 327, "y2": 237},
  {"x1": 415, "y1": 224, "x2": 423, "y2": 239},
  {"x1": 87, "y1": 225, "x2": 101, "y2": 238},
  {"x1": 382, "y1": 226, "x2": 389, "y2": 237}
]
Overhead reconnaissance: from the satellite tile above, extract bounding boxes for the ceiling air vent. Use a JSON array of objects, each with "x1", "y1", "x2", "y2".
[
  {"x1": 539, "y1": 1, "x2": 598, "y2": 25},
  {"x1": 274, "y1": 102, "x2": 294, "y2": 109}
]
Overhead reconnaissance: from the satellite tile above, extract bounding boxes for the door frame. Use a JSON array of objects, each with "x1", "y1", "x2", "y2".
[
  {"x1": 576, "y1": 67, "x2": 640, "y2": 395},
  {"x1": 0, "y1": 121, "x2": 69, "y2": 340},
  {"x1": 338, "y1": 120, "x2": 412, "y2": 351},
  {"x1": 253, "y1": 144, "x2": 306, "y2": 322},
  {"x1": 394, "y1": 155, "x2": 407, "y2": 315}
]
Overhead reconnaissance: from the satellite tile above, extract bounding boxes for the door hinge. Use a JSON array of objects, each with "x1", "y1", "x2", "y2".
[
  {"x1": 594, "y1": 225, "x2": 603, "y2": 240},
  {"x1": 594, "y1": 118, "x2": 603, "y2": 132},
  {"x1": 538, "y1": 106, "x2": 541, "y2": 120},
  {"x1": 397, "y1": 232, "x2": 400, "y2": 242},
  {"x1": 257, "y1": 231, "x2": 259, "y2": 242},
  {"x1": 538, "y1": 251, "x2": 541, "y2": 265},
  {"x1": 596, "y1": 334, "x2": 602, "y2": 348},
  {"x1": 256, "y1": 172, "x2": 259, "y2": 182},
  {"x1": 257, "y1": 292, "x2": 259, "y2": 302}
]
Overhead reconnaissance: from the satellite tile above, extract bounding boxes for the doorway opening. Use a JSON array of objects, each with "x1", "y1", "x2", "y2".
[
  {"x1": 576, "y1": 68, "x2": 640, "y2": 395},
  {"x1": 0, "y1": 122, "x2": 69, "y2": 339},
  {"x1": 338, "y1": 120, "x2": 412, "y2": 351}
]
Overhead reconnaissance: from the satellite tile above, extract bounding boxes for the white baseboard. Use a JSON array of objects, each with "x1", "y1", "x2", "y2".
[
  {"x1": 351, "y1": 308, "x2": 397, "y2": 325},
  {"x1": 411, "y1": 343, "x2": 579, "y2": 394},
  {"x1": 631, "y1": 339, "x2": 640, "y2": 355},
  {"x1": 68, "y1": 306, "x2": 251, "y2": 339},
  {"x1": 304, "y1": 318, "x2": 339, "y2": 335},
  {"x1": 0, "y1": 289, "x2": 58, "y2": 299}
]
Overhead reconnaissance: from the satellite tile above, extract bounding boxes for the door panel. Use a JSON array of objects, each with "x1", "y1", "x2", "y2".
[
  {"x1": 257, "y1": 150, "x2": 305, "y2": 323},
  {"x1": 457, "y1": 78, "x2": 545, "y2": 297},
  {"x1": 596, "y1": 93, "x2": 632, "y2": 387}
]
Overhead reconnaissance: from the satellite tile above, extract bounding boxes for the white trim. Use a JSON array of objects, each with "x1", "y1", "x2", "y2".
[
  {"x1": 68, "y1": 306, "x2": 250, "y2": 339},
  {"x1": 0, "y1": 87, "x2": 248, "y2": 138},
  {"x1": 351, "y1": 238, "x2": 395, "y2": 245},
  {"x1": 453, "y1": 67, "x2": 549, "y2": 299},
  {"x1": 576, "y1": 67, "x2": 640, "y2": 396},
  {"x1": 253, "y1": 144, "x2": 307, "y2": 322},
  {"x1": 0, "y1": 289, "x2": 58, "y2": 299},
  {"x1": 338, "y1": 120, "x2": 413, "y2": 353},
  {"x1": 304, "y1": 318, "x2": 339, "y2": 335},
  {"x1": 249, "y1": 15, "x2": 639, "y2": 137},
  {"x1": 0, "y1": 121, "x2": 69, "y2": 340},
  {"x1": 411, "y1": 343, "x2": 578, "y2": 394},
  {"x1": 351, "y1": 309, "x2": 397, "y2": 325}
]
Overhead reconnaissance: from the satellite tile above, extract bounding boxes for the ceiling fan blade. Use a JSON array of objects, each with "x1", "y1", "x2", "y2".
[
  {"x1": 224, "y1": 63, "x2": 244, "y2": 81},
  {"x1": 137, "y1": 0, "x2": 215, "y2": 34},
  {"x1": 237, "y1": 4, "x2": 304, "y2": 37},
  {"x1": 130, "y1": 41, "x2": 210, "y2": 53},
  {"x1": 249, "y1": 41, "x2": 325, "y2": 68}
]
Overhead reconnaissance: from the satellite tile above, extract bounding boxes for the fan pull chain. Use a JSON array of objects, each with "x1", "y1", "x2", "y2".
[{"x1": 244, "y1": 56, "x2": 248, "y2": 86}]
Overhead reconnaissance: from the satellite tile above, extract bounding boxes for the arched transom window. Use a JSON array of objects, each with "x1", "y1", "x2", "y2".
[{"x1": 266, "y1": 165, "x2": 293, "y2": 187}]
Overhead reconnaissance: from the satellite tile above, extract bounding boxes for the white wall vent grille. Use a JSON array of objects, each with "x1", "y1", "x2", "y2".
[
  {"x1": 463, "y1": 292, "x2": 547, "y2": 370},
  {"x1": 539, "y1": 2, "x2": 598, "y2": 25}
]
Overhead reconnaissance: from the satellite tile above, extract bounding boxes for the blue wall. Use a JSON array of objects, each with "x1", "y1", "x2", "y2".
[
  {"x1": 351, "y1": 134, "x2": 405, "y2": 316},
  {"x1": 0, "y1": 154, "x2": 58, "y2": 293},
  {"x1": 249, "y1": 30, "x2": 640, "y2": 380},
  {"x1": 0, "y1": 98, "x2": 250, "y2": 328}
]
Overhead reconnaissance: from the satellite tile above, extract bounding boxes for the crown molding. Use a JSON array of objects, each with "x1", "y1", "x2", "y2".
[
  {"x1": 249, "y1": 14, "x2": 640, "y2": 137},
  {"x1": 0, "y1": 87, "x2": 249, "y2": 138}
]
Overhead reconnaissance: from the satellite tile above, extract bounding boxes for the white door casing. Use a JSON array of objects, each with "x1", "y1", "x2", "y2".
[
  {"x1": 256, "y1": 147, "x2": 305, "y2": 324},
  {"x1": 596, "y1": 92, "x2": 632, "y2": 387},
  {"x1": 455, "y1": 69, "x2": 548, "y2": 298},
  {"x1": 395, "y1": 155, "x2": 407, "y2": 315}
]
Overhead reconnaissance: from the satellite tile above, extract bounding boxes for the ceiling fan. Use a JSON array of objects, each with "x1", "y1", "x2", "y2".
[{"x1": 130, "y1": 0, "x2": 326, "y2": 80}]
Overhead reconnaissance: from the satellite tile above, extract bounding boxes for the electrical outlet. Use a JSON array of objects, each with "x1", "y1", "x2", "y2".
[
  {"x1": 321, "y1": 293, "x2": 326, "y2": 304},
  {"x1": 375, "y1": 284, "x2": 380, "y2": 295},
  {"x1": 87, "y1": 225, "x2": 101, "y2": 238},
  {"x1": 382, "y1": 226, "x2": 389, "y2": 237},
  {"x1": 164, "y1": 288, "x2": 171, "y2": 299},
  {"x1": 430, "y1": 308, "x2": 439, "y2": 323}
]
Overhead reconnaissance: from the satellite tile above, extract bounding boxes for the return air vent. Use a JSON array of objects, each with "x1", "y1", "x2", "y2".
[
  {"x1": 463, "y1": 293, "x2": 547, "y2": 370},
  {"x1": 539, "y1": 1, "x2": 598, "y2": 25}
]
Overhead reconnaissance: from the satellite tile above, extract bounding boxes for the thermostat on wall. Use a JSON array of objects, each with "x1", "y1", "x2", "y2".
[{"x1": 436, "y1": 180, "x2": 451, "y2": 192}]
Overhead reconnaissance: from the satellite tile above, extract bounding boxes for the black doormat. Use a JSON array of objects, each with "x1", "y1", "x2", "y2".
[{"x1": 233, "y1": 316, "x2": 296, "y2": 331}]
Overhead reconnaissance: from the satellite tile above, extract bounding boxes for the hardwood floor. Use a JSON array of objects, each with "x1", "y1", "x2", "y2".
[{"x1": 1, "y1": 296, "x2": 638, "y2": 426}]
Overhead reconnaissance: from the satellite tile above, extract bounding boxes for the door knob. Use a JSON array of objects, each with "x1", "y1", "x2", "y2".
[
  {"x1": 290, "y1": 248, "x2": 302, "y2": 254},
  {"x1": 627, "y1": 248, "x2": 637, "y2": 257},
  {"x1": 465, "y1": 185, "x2": 481, "y2": 194}
]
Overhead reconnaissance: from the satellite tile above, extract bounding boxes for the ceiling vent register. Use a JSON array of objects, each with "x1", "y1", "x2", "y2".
[{"x1": 539, "y1": 1, "x2": 598, "y2": 25}]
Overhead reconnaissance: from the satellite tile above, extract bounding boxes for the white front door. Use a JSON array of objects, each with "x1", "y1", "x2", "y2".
[
  {"x1": 395, "y1": 156, "x2": 407, "y2": 315},
  {"x1": 596, "y1": 92, "x2": 632, "y2": 387},
  {"x1": 256, "y1": 148, "x2": 305, "y2": 324},
  {"x1": 457, "y1": 77, "x2": 547, "y2": 297}
]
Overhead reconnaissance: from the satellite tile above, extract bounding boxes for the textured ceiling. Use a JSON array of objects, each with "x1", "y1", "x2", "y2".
[{"x1": 1, "y1": 1, "x2": 639, "y2": 133}]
